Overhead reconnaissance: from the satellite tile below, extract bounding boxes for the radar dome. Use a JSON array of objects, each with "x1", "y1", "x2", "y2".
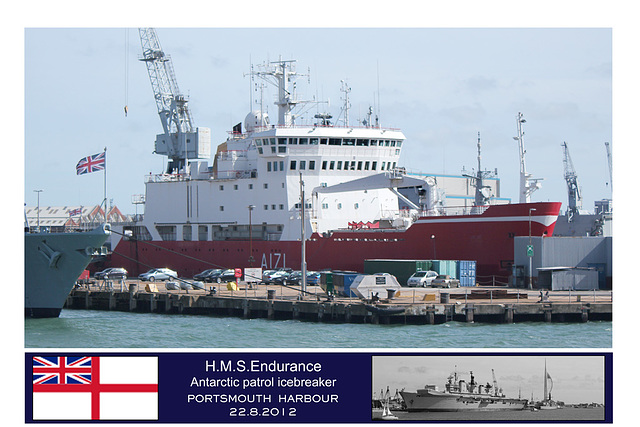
[{"x1": 245, "y1": 110, "x2": 269, "y2": 133}]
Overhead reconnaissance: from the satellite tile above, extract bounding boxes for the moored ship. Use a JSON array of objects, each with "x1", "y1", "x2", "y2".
[
  {"x1": 25, "y1": 224, "x2": 110, "y2": 318},
  {"x1": 108, "y1": 29, "x2": 561, "y2": 280},
  {"x1": 400, "y1": 369, "x2": 528, "y2": 412}
]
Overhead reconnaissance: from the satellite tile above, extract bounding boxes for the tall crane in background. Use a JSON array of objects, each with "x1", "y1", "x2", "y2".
[
  {"x1": 604, "y1": 141, "x2": 612, "y2": 192},
  {"x1": 562, "y1": 141, "x2": 582, "y2": 222},
  {"x1": 138, "y1": 28, "x2": 210, "y2": 174}
]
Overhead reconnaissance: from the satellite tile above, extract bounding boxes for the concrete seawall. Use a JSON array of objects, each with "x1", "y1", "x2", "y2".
[{"x1": 65, "y1": 281, "x2": 612, "y2": 324}]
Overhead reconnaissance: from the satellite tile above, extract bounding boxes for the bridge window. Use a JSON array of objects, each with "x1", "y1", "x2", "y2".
[
  {"x1": 157, "y1": 225, "x2": 176, "y2": 241},
  {"x1": 183, "y1": 225, "x2": 192, "y2": 241},
  {"x1": 198, "y1": 225, "x2": 208, "y2": 241},
  {"x1": 290, "y1": 160, "x2": 297, "y2": 170}
]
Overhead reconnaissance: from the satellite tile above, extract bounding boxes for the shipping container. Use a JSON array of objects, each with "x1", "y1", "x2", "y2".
[
  {"x1": 364, "y1": 259, "x2": 469, "y2": 287},
  {"x1": 330, "y1": 271, "x2": 360, "y2": 297},
  {"x1": 457, "y1": 260, "x2": 477, "y2": 287},
  {"x1": 430, "y1": 260, "x2": 458, "y2": 277}
]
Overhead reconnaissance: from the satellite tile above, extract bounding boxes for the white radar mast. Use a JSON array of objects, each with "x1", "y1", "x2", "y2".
[
  {"x1": 250, "y1": 57, "x2": 309, "y2": 127},
  {"x1": 513, "y1": 112, "x2": 542, "y2": 203}
]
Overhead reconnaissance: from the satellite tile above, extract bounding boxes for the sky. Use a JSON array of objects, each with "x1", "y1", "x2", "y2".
[
  {"x1": 373, "y1": 355, "x2": 605, "y2": 404},
  {"x1": 23, "y1": 26, "x2": 612, "y2": 214}
]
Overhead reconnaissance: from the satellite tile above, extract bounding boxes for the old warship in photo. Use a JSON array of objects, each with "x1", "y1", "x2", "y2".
[{"x1": 400, "y1": 368, "x2": 528, "y2": 412}]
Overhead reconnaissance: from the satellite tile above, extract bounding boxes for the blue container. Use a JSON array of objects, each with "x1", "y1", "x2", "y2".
[
  {"x1": 332, "y1": 271, "x2": 360, "y2": 297},
  {"x1": 457, "y1": 260, "x2": 477, "y2": 287}
]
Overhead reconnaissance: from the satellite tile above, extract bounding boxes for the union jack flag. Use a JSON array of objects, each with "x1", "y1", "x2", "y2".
[
  {"x1": 33, "y1": 356, "x2": 92, "y2": 385},
  {"x1": 68, "y1": 207, "x2": 82, "y2": 216},
  {"x1": 31, "y1": 355, "x2": 158, "y2": 420},
  {"x1": 76, "y1": 152, "x2": 105, "y2": 175}
]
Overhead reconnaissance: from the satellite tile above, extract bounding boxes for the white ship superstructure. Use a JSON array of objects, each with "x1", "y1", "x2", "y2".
[{"x1": 136, "y1": 57, "x2": 406, "y2": 244}]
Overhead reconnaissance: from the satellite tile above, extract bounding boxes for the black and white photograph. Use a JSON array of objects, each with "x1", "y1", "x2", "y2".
[{"x1": 372, "y1": 354, "x2": 607, "y2": 421}]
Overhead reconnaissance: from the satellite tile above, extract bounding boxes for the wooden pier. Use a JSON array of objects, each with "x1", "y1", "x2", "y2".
[{"x1": 65, "y1": 281, "x2": 612, "y2": 324}]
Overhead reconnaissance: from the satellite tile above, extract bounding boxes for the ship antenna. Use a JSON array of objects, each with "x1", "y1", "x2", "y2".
[
  {"x1": 377, "y1": 60, "x2": 381, "y2": 127},
  {"x1": 513, "y1": 112, "x2": 543, "y2": 203},
  {"x1": 300, "y1": 172, "x2": 307, "y2": 294}
]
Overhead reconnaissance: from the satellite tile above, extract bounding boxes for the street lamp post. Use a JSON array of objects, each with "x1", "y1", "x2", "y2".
[
  {"x1": 248, "y1": 205, "x2": 255, "y2": 266},
  {"x1": 34, "y1": 190, "x2": 43, "y2": 232},
  {"x1": 528, "y1": 208, "x2": 537, "y2": 290},
  {"x1": 431, "y1": 234, "x2": 436, "y2": 259}
]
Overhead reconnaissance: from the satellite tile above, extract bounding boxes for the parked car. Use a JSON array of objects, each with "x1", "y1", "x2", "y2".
[
  {"x1": 95, "y1": 267, "x2": 128, "y2": 281},
  {"x1": 264, "y1": 269, "x2": 288, "y2": 284},
  {"x1": 194, "y1": 269, "x2": 222, "y2": 281},
  {"x1": 430, "y1": 274, "x2": 460, "y2": 288},
  {"x1": 406, "y1": 270, "x2": 438, "y2": 287},
  {"x1": 288, "y1": 270, "x2": 303, "y2": 284},
  {"x1": 216, "y1": 269, "x2": 238, "y2": 283},
  {"x1": 262, "y1": 270, "x2": 276, "y2": 281},
  {"x1": 305, "y1": 271, "x2": 320, "y2": 285},
  {"x1": 138, "y1": 268, "x2": 177, "y2": 282},
  {"x1": 263, "y1": 268, "x2": 293, "y2": 284}
]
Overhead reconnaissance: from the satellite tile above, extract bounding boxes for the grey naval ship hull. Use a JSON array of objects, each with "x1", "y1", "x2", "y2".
[
  {"x1": 25, "y1": 225, "x2": 110, "y2": 318},
  {"x1": 400, "y1": 390, "x2": 527, "y2": 412}
]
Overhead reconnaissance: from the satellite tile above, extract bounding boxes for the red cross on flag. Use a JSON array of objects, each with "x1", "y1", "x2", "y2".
[
  {"x1": 32, "y1": 356, "x2": 158, "y2": 420},
  {"x1": 76, "y1": 151, "x2": 106, "y2": 175}
]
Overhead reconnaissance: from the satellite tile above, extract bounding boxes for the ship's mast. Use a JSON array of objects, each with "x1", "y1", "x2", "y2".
[
  {"x1": 464, "y1": 132, "x2": 496, "y2": 207},
  {"x1": 251, "y1": 57, "x2": 308, "y2": 127},
  {"x1": 340, "y1": 80, "x2": 351, "y2": 126},
  {"x1": 543, "y1": 359, "x2": 554, "y2": 402},
  {"x1": 513, "y1": 112, "x2": 542, "y2": 203}
]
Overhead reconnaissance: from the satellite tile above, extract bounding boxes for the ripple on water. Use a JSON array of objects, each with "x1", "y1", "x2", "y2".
[{"x1": 25, "y1": 310, "x2": 612, "y2": 348}]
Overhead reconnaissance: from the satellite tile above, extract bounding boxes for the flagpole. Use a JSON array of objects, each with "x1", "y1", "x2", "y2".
[{"x1": 103, "y1": 147, "x2": 107, "y2": 222}]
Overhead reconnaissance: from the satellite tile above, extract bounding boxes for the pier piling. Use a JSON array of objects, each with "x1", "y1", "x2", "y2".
[{"x1": 64, "y1": 283, "x2": 611, "y2": 325}]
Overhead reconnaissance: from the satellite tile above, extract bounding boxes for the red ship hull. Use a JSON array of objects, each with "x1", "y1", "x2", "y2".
[{"x1": 109, "y1": 202, "x2": 561, "y2": 282}]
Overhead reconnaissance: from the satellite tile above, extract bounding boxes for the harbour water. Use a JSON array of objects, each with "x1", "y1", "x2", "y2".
[
  {"x1": 25, "y1": 309, "x2": 611, "y2": 348},
  {"x1": 388, "y1": 407, "x2": 605, "y2": 421}
]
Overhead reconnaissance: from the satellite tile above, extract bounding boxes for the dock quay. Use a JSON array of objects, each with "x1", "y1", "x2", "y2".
[{"x1": 65, "y1": 281, "x2": 612, "y2": 324}]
